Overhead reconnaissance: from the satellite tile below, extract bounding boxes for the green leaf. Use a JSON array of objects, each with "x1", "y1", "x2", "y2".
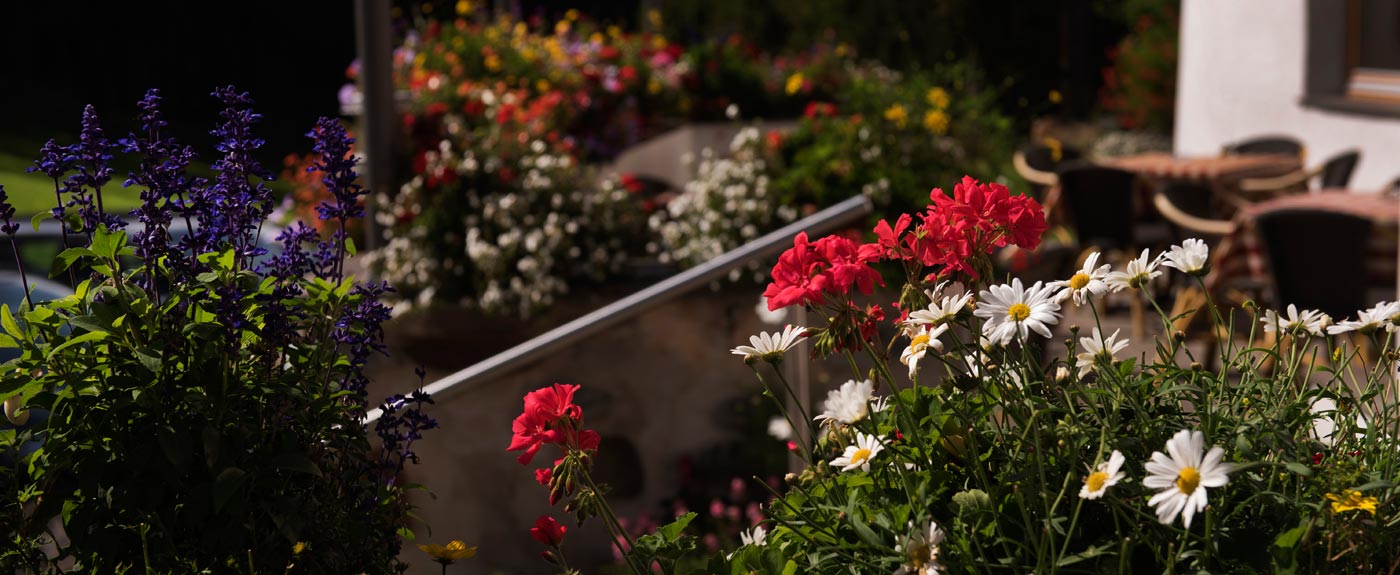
[
  {"x1": 0, "y1": 305, "x2": 19, "y2": 338},
  {"x1": 48, "y1": 331, "x2": 108, "y2": 356},
  {"x1": 65, "y1": 315, "x2": 111, "y2": 335},
  {"x1": 845, "y1": 474, "x2": 875, "y2": 489},
  {"x1": 50, "y1": 247, "x2": 97, "y2": 279},
  {"x1": 657, "y1": 512, "x2": 696, "y2": 542},
  {"x1": 1283, "y1": 462, "x2": 1313, "y2": 477},
  {"x1": 1274, "y1": 523, "x2": 1307, "y2": 549},
  {"x1": 268, "y1": 450, "x2": 323, "y2": 477},
  {"x1": 781, "y1": 560, "x2": 797, "y2": 575},
  {"x1": 212, "y1": 467, "x2": 247, "y2": 513},
  {"x1": 30, "y1": 212, "x2": 46, "y2": 232},
  {"x1": 344, "y1": 237, "x2": 357, "y2": 257}
]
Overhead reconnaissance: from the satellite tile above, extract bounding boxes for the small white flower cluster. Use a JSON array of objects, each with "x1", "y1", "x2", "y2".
[
  {"x1": 649, "y1": 127, "x2": 795, "y2": 281},
  {"x1": 1263, "y1": 300, "x2": 1400, "y2": 338},
  {"x1": 369, "y1": 108, "x2": 646, "y2": 318}
]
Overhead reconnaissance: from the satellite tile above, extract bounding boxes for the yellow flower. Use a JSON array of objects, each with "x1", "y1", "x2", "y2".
[
  {"x1": 1326, "y1": 490, "x2": 1379, "y2": 515},
  {"x1": 647, "y1": 9, "x2": 662, "y2": 27},
  {"x1": 418, "y1": 540, "x2": 478, "y2": 564},
  {"x1": 926, "y1": 87, "x2": 949, "y2": 110},
  {"x1": 1042, "y1": 137, "x2": 1063, "y2": 162},
  {"x1": 922, "y1": 109, "x2": 949, "y2": 135},
  {"x1": 647, "y1": 78, "x2": 662, "y2": 95},
  {"x1": 484, "y1": 54, "x2": 501, "y2": 72},
  {"x1": 455, "y1": 0, "x2": 472, "y2": 16},
  {"x1": 1049, "y1": 89, "x2": 1063, "y2": 104},
  {"x1": 565, "y1": 8, "x2": 580, "y2": 21},
  {"x1": 513, "y1": 22, "x2": 527, "y2": 37},
  {"x1": 834, "y1": 42, "x2": 850, "y2": 57},
  {"x1": 884, "y1": 104, "x2": 908, "y2": 129},
  {"x1": 554, "y1": 20, "x2": 570, "y2": 35},
  {"x1": 420, "y1": 2, "x2": 433, "y2": 14},
  {"x1": 292, "y1": 541, "x2": 307, "y2": 556},
  {"x1": 650, "y1": 35, "x2": 668, "y2": 51},
  {"x1": 607, "y1": 25, "x2": 622, "y2": 39},
  {"x1": 589, "y1": 32, "x2": 604, "y2": 45},
  {"x1": 786, "y1": 73, "x2": 805, "y2": 96}
]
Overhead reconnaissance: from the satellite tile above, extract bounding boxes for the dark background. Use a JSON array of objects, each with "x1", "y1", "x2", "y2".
[{"x1": 0, "y1": 2, "x2": 359, "y2": 156}]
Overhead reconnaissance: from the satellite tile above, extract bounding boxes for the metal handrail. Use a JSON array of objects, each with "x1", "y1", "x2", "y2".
[{"x1": 364, "y1": 194, "x2": 873, "y2": 423}]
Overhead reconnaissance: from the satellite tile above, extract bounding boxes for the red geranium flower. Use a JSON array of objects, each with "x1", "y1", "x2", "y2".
[{"x1": 531, "y1": 515, "x2": 567, "y2": 546}]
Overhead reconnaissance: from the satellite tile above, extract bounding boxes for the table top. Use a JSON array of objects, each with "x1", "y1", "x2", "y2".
[
  {"x1": 1233, "y1": 189, "x2": 1400, "y2": 223},
  {"x1": 1105, "y1": 153, "x2": 1302, "y2": 182}
]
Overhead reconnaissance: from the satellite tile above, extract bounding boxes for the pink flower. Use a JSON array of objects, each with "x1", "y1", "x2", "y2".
[{"x1": 530, "y1": 515, "x2": 567, "y2": 546}]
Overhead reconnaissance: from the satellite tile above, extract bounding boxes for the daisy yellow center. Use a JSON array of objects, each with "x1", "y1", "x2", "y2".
[
  {"x1": 908, "y1": 543, "x2": 931, "y2": 567},
  {"x1": 910, "y1": 333, "x2": 931, "y2": 349},
  {"x1": 1069, "y1": 273, "x2": 1090, "y2": 290},
  {"x1": 1085, "y1": 470, "x2": 1109, "y2": 492},
  {"x1": 1007, "y1": 303, "x2": 1031, "y2": 321},
  {"x1": 1175, "y1": 467, "x2": 1201, "y2": 495},
  {"x1": 851, "y1": 448, "x2": 872, "y2": 465}
]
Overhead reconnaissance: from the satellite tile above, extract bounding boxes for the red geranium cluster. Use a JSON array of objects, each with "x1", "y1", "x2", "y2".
[
  {"x1": 762, "y1": 232, "x2": 883, "y2": 311},
  {"x1": 507, "y1": 383, "x2": 599, "y2": 467},
  {"x1": 875, "y1": 176, "x2": 1046, "y2": 279}
]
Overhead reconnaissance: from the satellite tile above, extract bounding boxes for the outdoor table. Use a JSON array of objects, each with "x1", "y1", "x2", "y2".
[
  {"x1": 1202, "y1": 190, "x2": 1399, "y2": 303},
  {"x1": 1039, "y1": 153, "x2": 1303, "y2": 226}
]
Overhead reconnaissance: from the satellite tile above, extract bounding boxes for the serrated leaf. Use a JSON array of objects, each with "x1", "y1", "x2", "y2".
[{"x1": 657, "y1": 512, "x2": 695, "y2": 542}]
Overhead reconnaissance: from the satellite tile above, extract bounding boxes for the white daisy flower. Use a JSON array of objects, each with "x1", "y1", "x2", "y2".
[
  {"x1": 739, "y1": 525, "x2": 767, "y2": 547},
  {"x1": 731, "y1": 325, "x2": 808, "y2": 362},
  {"x1": 1143, "y1": 430, "x2": 1231, "y2": 528},
  {"x1": 1051, "y1": 251, "x2": 1112, "y2": 305},
  {"x1": 815, "y1": 379, "x2": 875, "y2": 426},
  {"x1": 1079, "y1": 450, "x2": 1127, "y2": 500},
  {"x1": 901, "y1": 323, "x2": 950, "y2": 380},
  {"x1": 755, "y1": 295, "x2": 789, "y2": 325},
  {"x1": 1160, "y1": 238, "x2": 1210, "y2": 276},
  {"x1": 893, "y1": 520, "x2": 945, "y2": 575},
  {"x1": 1075, "y1": 327, "x2": 1130, "y2": 378},
  {"x1": 1309, "y1": 397, "x2": 1368, "y2": 447},
  {"x1": 1260, "y1": 304, "x2": 1326, "y2": 337},
  {"x1": 908, "y1": 290, "x2": 974, "y2": 327},
  {"x1": 1327, "y1": 301, "x2": 1400, "y2": 335},
  {"x1": 1105, "y1": 248, "x2": 1163, "y2": 292},
  {"x1": 975, "y1": 278, "x2": 1062, "y2": 345},
  {"x1": 830, "y1": 432, "x2": 884, "y2": 472},
  {"x1": 767, "y1": 416, "x2": 793, "y2": 441}
]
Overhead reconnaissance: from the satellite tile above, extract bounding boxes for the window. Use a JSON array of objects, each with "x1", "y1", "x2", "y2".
[{"x1": 1344, "y1": 0, "x2": 1400, "y2": 103}]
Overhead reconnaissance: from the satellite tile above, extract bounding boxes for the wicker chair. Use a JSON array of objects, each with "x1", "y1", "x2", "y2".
[
  {"x1": 1221, "y1": 135, "x2": 1305, "y2": 158},
  {"x1": 1237, "y1": 149, "x2": 1361, "y2": 197}
]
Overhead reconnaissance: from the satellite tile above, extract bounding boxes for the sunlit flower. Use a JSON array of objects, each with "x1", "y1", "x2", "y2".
[
  {"x1": 418, "y1": 540, "x2": 478, "y2": 564},
  {"x1": 731, "y1": 325, "x2": 807, "y2": 363},
  {"x1": 884, "y1": 104, "x2": 909, "y2": 129},
  {"x1": 830, "y1": 432, "x2": 884, "y2": 472},
  {"x1": 975, "y1": 278, "x2": 1062, "y2": 345},
  {"x1": 1160, "y1": 238, "x2": 1210, "y2": 276},
  {"x1": 739, "y1": 525, "x2": 768, "y2": 546},
  {"x1": 292, "y1": 541, "x2": 308, "y2": 556},
  {"x1": 1048, "y1": 89, "x2": 1063, "y2": 104},
  {"x1": 1075, "y1": 327, "x2": 1130, "y2": 378},
  {"x1": 926, "y1": 87, "x2": 950, "y2": 109},
  {"x1": 1144, "y1": 430, "x2": 1231, "y2": 528},
  {"x1": 1079, "y1": 450, "x2": 1126, "y2": 500},
  {"x1": 815, "y1": 379, "x2": 875, "y2": 426},
  {"x1": 908, "y1": 287, "x2": 973, "y2": 327},
  {"x1": 1105, "y1": 248, "x2": 1162, "y2": 291},
  {"x1": 893, "y1": 519, "x2": 945, "y2": 575},
  {"x1": 767, "y1": 416, "x2": 793, "y2": 441},
  {"x1": 785, "y1": 73, "x2": 805, "y2": 95},
  {"x1": 922, "y1": 109, "x2": 949, "y2": 135},
  {"x1": 1325, "y1": 490, "x2": 1379, "y2": 515},
  {"x1": 1052, "y1": 251, "x2": 1112, "y2": 306},
  {"x1": 1309, "y1": 397, "x2": 1368, "y2": 447},
  {"x1": 1327, "y1": 301, "x2": 1400, "y2": 335},
  {"x1": 1261, "y1": 304, "x2": 1326, "y2": 337},
  {"x1": 901, "y1": 323, "x2": 950, "y2": 380}
]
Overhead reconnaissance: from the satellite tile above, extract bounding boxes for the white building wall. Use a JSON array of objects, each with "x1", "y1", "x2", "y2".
[{"x1": 1176, "y1": 0, "x2": 1400, "y2": 191}]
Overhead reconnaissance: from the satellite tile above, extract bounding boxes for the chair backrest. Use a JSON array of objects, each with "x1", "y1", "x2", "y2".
[
  {"x1": 1019, "y1": 142, "x2": 1080, "y2": 172},
  {"x1": 1056, "y1": 162, "x2": 1138, "y2": 250},
  {"x1": 1154, "y1": 182, "x2": 1233, "y2": 239},
  {"x1": 1318, "y1": 149, "x2": 1361, "y2": 189},
  {"x1": 1222, "y1": 135, "x2": 1304, "y2": 157},
  {"x1": 1253, "y1": 208, "x2": 1372, "y2": 319}
]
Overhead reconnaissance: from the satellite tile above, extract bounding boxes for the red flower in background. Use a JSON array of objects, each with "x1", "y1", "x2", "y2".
[
  {"x1": 763, "y1": 232, "x2": 884, "y2": 312},
  {"x1": 531, "y1": 515, "x2": 567, "y2": 546},
  {"x1": 762, "y1": 232, "x2": 830, "y2": 310}
]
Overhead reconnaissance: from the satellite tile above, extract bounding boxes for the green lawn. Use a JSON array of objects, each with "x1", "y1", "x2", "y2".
[{"x1": 0, "y1": 137, "x2": 294, "y2": 217}]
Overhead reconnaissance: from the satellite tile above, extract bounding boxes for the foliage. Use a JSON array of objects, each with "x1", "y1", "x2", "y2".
[
  {"x1": 511, "y1": 176, "x2": 1400, "y2": 573},
  {"x1": 377, "y1": 7, "x2": 1018, "y2": 318},
  {"x1": 1099, "y1": 0, "x2": 1178, "y2": 132},
  {"x1": 0, "y1": 89, "x2": 432, "y2": 574}
]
